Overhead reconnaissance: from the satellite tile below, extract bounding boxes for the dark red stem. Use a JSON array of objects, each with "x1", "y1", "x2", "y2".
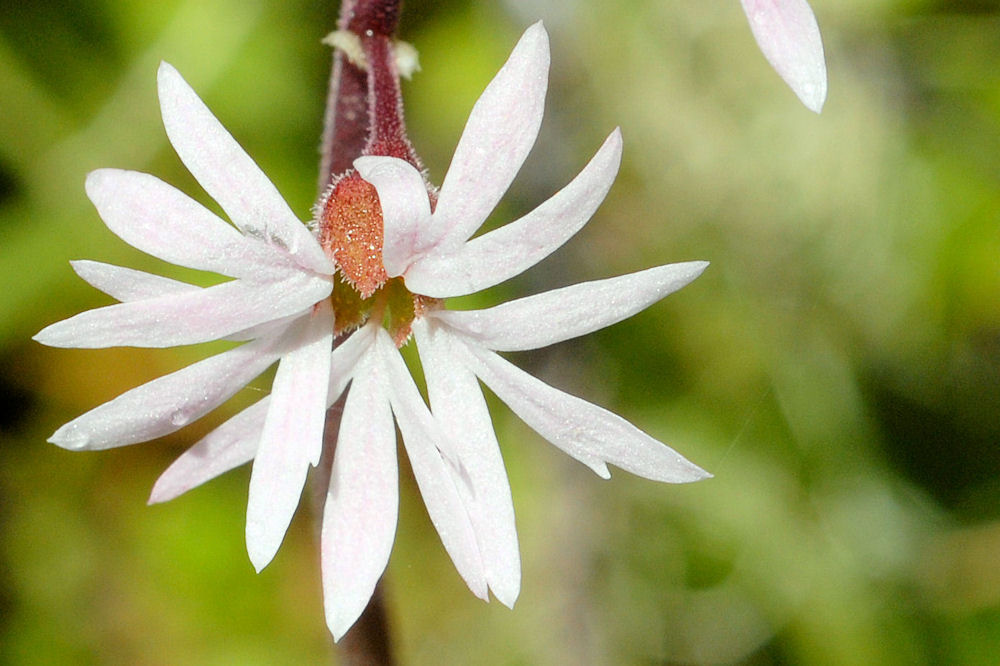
[
  {"x1": 338, "y1": 586, "x2": 395, "y2": 666},
  {"x1": 361, "y1": 35, "x2": 420, "y2": 167},
  {"x1": 319, "y1": 0, "x2": 417, "y2": 192},
  {"x1": 347, "y1": 0, "x2": 400, "y2": 35},
  {"x1": 319, "y1": 55, "x2": 368, "y2": 191}
]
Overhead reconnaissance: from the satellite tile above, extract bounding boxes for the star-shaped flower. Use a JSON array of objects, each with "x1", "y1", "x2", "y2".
[
  {"x1": 740, "y1": 0, "x2": 827, "y2": 112},
  {"x1": 35, "y1": 21, "x2": 711, "y2": 644},
  {"x1": 34, "y1": 62, "x2": 338, "y2": 571},
  {"x1": 330, "y1": 21, "x2": 710, "y2": 636}
]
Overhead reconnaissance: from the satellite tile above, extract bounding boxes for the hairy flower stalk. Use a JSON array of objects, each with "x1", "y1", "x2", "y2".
[
  {"x1": 35, "y1": 1, "x2": 711, "y2": 646},
  {"x1": 319, "y1": 0, "x2": 417, "y2": 188}
]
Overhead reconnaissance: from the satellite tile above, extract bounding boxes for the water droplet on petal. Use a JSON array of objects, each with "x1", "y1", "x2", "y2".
[{"x1": 170, "y1": 410, "x2": 191, "y2": 427}]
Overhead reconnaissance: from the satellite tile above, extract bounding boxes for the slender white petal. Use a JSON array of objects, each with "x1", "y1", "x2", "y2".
[
  {"x1": 156, "y1": 62, "x2": 334, "y2": 274},
  {"x1": 405, "y1": 129, "x2": 623, "y2": 298},
  {"x1": 462, "y1": 341, "x2": 710, "y2": 483},
  {"x1": 85, "y1": 169, "x2": 296, "y2": 280},
  {"x1": 374, "y1": 328, "x2": 488, "y2": 601},
  {"x1": 433, "y1": 261, "x2": 708, "y2": 352},
  {"x1": 34, "y1": 271, "x2": 331, "y2": 349},
  {"x1": 71, "y1": 260, "x2": 197, "y2": 302},
  {"x1": 353, "y1": 156, "x2": 432, "y2": 277},
  {"x1": 69, "y1": 260, "x2": 296, "y2": 343},
  {"x1": 741, "y1": 0, "x2": 827, "y2": 113},
  {"x1": 147, "y1": 323, "x2": 379, "y2": 508},
  {"x1": 322, "y1": 347, "x2": 398, "y2": 642},
  {"x1": 328, "y1": 323, "x2": 378, "y2": 401},
  {"x1": 148, "y1": 397, "x2": 268, "y2": 504},
  {"x1": 431, "y1": 22, "x2": 550, "y2": 250},
  {"x1": 48, "y1": 336, "x2": 282, "y2": 451},
  {"x1": 224, "y1": 314, "x2": 301, "y2": 344},
  {"x1": 246, "y1": 301, "x2": 334, "y2": 572},
  {"x1": 414, "y1": 319, "x2": 520, "y2": 606}
]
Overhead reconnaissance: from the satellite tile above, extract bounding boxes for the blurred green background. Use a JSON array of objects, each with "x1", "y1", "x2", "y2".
[{"x1": 2, "y1": 0, "x2": 999, "y2": 663}]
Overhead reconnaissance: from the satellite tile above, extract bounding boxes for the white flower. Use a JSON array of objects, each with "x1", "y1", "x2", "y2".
[
  {"x1": 740, "y1": 0, "x2": 828, "y2": 113},
  {"x1": 36, "y1": 22, "x2": 711, "y2": 644},
  {"x1": 345, "y1": 21, "x2": 710, "y2": 634},
  {"x1": 34, "y1": 62, "x2": 338, "y2": 572}
]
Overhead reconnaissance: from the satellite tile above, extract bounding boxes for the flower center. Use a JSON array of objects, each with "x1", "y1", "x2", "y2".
[
  {"x1": 318, "y1": 172, "x2": 388, "y2": 299},
  {"x1": 317, "y1": 171, "x2": 437, "y2": 346}
]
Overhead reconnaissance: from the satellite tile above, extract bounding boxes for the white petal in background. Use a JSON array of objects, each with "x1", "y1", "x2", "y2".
[
  {"x1": 322, "y1": 346, "x2": 399, "y2": 642},
  {"x1": 414, "y1": 319, "x2": 520, "y2": 607},
  {"x1": 461, "y1": 340, "x2": 710, "y2": 483},
  {"x1": 157, "y1": 62, "x2": 334, "y2": 274},
  {"x1": 245, "y1": 301, "x2": 334, "y2": 572},
  {"x1": 431, "y1": 21, "x2": 550, "y2": 250},
  {"x1": 740, "y1": 0, "x2": 827, "y2": 113},
  {"x1": 404, "y1": 129, "x2": 623, "y2": 298},
  {"x1": 434, "y1": 261, "x2": 708, "y2": 352}
]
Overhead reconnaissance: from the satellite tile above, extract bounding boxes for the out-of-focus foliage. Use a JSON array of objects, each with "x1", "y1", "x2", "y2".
[{"x1": 2, "y1": 0, "x2": 998, "y2": 663}]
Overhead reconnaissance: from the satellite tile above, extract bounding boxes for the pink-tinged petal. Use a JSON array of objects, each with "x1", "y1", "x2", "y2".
[
  {"x1": 69, "y1": 261, "x2": 295, "y2": 344},
  {"x1": 321, "y1": 349, "x2": 398, "y2": 642},
  {"x1": 34, "y1": 271, "x2": 331, "y2": 349},
  {"x1": 224, "y1": 314, "x2": 301, "y2": 344},
  {"x1": 414, "y1": 320, "x2": 520, "y2": 606},
  {"x1": 406, "y1": 130, "x2": 623, "y2": 298},
  {"x1": 374, "y1": 327, "x2": 488, "y2": 601},
  {"x1": 353, "y1": 156, "x2": 433, "y2": 277},
  {"x1": 48, "y1": 336, "x2": 283, "y2": 451},
  {"x1": 85, "y1": 169, "x2": 295, "y2": 280},
  {"x1": 741, "y1": 0, "x2": 827, "y2": 113},
  {"x1": 69, "y1": 260, "x2": 289, "y2": 344},
  {"x1": 431, "y1": 22, "x2": 550, "y2": 249},
  {"x1": 462, "y1": 342, "x2": 711, "y2": 483},
  {"x1": 148, "y1": 397, "x2": 268, "y2": 504},
  {"x1": 246, "y1": 301, "x2": 334, "y2": 572},
  {"x1": 156, "y1": 62, "x2": 333, "y2": 274},
  {"x1": 328, "y1": 323, "x2": 379, "y2": 403},
  {"x1": 71, "y1": 260, "x2": 197, "y2": 302},
  {"x1": 433, "y1": 261, "x2": 708, "y2": 352}
]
